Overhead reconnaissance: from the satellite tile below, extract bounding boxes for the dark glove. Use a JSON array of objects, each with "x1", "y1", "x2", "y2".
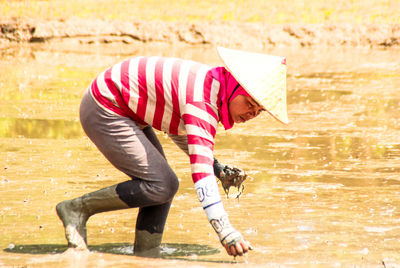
[
  {"x1": 213, "y1": 158, "x2": 247, "y2": 197},
  {"x1": 213, "y1": 158, "x2": 225, "y2": 179}
]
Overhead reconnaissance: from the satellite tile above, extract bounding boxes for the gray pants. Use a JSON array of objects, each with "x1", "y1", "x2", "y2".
[{"x1": 79, "y1": 89, "x2": 179, "y2": 234}]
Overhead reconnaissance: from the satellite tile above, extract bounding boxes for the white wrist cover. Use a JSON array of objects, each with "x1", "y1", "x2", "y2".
[{"x1": 194, "y1": 176, "x2": 237, "y2": 243}]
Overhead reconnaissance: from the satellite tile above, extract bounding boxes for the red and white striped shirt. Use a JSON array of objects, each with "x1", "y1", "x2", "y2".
[{"x1": 90, "y1": 56, "x2": 221, "y2": 183}]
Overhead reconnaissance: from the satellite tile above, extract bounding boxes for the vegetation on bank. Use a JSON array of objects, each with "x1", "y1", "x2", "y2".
[{"x1": 1, "y1": 0, "x2": 399, "y2": 24}]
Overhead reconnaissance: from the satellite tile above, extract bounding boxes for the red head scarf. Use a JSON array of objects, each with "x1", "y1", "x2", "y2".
[{"x1": 211, "y1": 67, "x2": 251, "y2": 130}]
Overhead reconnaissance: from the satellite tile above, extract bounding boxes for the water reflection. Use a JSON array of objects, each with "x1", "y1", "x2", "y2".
[
  {"x1": 216, "y1": 132, "x2": 394, "y2": 164},
  {"x1": 288, "y1": 89, "x2": 352, "y2": 104},
  {"x1": 0, "y1": 118, "x2": 83, "y2": 139}
]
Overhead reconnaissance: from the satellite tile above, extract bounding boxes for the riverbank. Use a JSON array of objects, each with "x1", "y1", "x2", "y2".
[{"x1": 1, "y1": 18, "x2": 399, "y2": 49}]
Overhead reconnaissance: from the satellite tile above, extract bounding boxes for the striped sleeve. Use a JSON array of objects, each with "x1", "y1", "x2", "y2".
[
  {"x1": 183, "y1": 102, "x2": 238, "y2": 244},
  {"x1": 182, "y1": 102, "x2": 218, "y2": 183}
]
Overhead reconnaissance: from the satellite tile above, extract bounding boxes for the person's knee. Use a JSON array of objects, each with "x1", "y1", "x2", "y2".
[
  {"x1": 117, "y1": 169, "x2": 179, "y2": 206},
  {"x1": 166, "y1": 172, "x2": 179, "y2": 199},
  {"x1": 153, "y1": 171, "x2": 179, "y2": 203}
]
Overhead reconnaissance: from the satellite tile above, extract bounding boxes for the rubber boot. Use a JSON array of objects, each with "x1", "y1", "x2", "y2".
[
  {"x1": 134, "y1": 230, "x2": 163, "y2": 258},
  {"x1": 56, "y1": 184, "x2": 129, "y2": 250},
  {"x1": 132, "y1": 201, "x2": 172, "y2": 258}
]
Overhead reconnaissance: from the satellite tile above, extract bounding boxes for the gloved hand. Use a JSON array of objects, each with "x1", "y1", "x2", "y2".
[
  {"x1": 213, "y1": 158, "x2": 248, "y2": 197},
  {"x1": 221, "y1": 229, "x2": 251, "y2": 257},
  {"x1": 213, "y1": 158, "x2": 225, "y2": 179},
  {"x1": 209, "y1": 213, "x2": 252, "y2": 257}
]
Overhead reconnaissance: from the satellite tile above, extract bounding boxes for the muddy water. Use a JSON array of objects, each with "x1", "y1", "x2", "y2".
[{"x1": 1, "y1": 42, "x2": 400, "y2": 267}]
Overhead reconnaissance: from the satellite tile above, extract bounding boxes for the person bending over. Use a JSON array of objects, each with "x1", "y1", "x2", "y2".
[{"x1": 56, "y1": 46, "x2": 288, "y2": 257}]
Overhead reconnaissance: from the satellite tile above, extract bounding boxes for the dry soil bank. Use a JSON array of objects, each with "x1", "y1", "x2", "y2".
[{"x1": 1, "y1": 19, "x2": 399, "y2": 49}]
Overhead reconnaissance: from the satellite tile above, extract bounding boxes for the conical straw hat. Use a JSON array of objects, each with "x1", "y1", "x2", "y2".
[{"x1": 217, "y1": 46, "x2": 288, "y2": 124}]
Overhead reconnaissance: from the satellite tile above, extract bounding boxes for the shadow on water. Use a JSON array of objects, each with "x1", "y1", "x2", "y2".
[
  {"x1": 4, "y1": 242, "x2": 224, "y2": 260},
  {"x1": 3, "y1": 243, "x2": 237, "y2": 263},
  {"x1": 4, "y1": 243, "x2": 219, "y2": 257}
]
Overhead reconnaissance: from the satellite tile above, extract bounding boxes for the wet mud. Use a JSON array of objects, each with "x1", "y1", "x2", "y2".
[{"x1": 0, "y1": 43, "x2": 400, "y2": 267}]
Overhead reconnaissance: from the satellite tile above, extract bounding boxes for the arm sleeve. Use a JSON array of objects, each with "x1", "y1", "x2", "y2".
[
  {"x1": 182, "y1": 102, "x2": 237, "y2": 242},
  {"x1": 169, "y1": 133, "x2": 223, "y2": 178},
  {"x1": 182, "y1": 102, "x2": 217, "y2": 183},
  {"x1": 168, "y1": 134, "x2": 189, "y2": 155}
]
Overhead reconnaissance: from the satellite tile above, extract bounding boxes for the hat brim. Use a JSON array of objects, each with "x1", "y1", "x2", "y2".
[{"x1": 216, "y1": 46, "x2": 289, "y2": 125}]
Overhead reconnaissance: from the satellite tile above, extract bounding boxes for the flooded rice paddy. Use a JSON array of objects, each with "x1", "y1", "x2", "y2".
[{"x1": 1, "y1": 42, "x2": 400, "y2": 267}]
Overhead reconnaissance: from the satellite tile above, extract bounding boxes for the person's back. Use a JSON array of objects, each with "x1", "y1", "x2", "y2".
[{"x1": 91, "y1": 56, "x2": 220, "y2": 135}]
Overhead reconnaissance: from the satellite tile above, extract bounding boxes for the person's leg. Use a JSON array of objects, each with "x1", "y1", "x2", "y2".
[
  {"x1": 134, "y1": 126, "x2": 172, "y2": 257},
  {"x1": 134, "y1": 201, "x2": 172, "y2": 257},
  {"x1": 56, "y1": 184, "x2": 129, "y2": 250},
  {"x1": 56, "y1": 90, "x2": 179, "y2": 254}
]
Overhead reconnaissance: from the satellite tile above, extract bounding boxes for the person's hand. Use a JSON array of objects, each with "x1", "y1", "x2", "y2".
[
  {"x1": 220, "y1": 230, "x2": 252, "y2": 257},
  {"x1": 213, "y1": 158, "x2": 225, "y2": 179},
  {"x1": 213, "y1": 159, "x2": 248, "y2": 198},
  {"x1": 223, "y1": 237, "x2": 251, "y2": 257}
]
